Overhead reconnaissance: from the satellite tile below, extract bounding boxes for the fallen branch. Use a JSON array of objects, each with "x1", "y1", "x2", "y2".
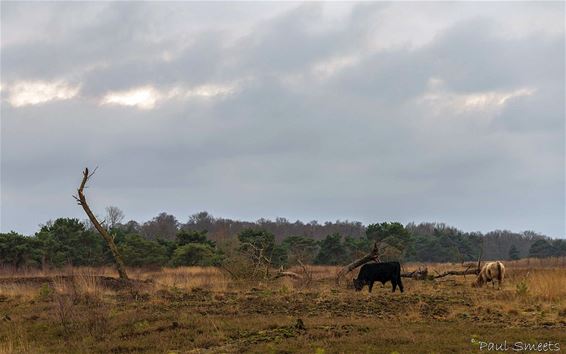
[
  {"x1": 335, "y1": 242, "x2": 380, "y2": 285},
  {"x1": 273, "y1": 271, "x2": 303, "y2": 280},
  {"x1": 401, "y1": 267, "x2": 428, "y2": 280},
  {"x1": 273, "y1": 259, "x2": 312, "y2": 286}
]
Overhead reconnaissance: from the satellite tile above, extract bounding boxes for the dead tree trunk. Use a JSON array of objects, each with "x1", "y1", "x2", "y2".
[
  {"x1": 273, "y1": 270, "x2": 303, "y2": 280},
  {"x1": 335, "y1": 242, "x2": 380, "y2": 285},
  {"x1": 431, "y1": 267, "x2": 479, "y2": 279},
  {"x1": 401, "y1": 266, "x2": 479, "y2": 280},
  {"x1": 401, "y1": 267, "x2": 429, "y2": 280},
  {"x1": 74, "y1": 168, "x2": 129, "y2": 280}
]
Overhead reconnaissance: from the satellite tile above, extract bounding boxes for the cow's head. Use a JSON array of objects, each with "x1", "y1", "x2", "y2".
[
  {"x1": 353, "y1": 278, "x2": 364, "y2": 291},
  {"x1": 472, "y1": 276, "x2": 484, "y2": 288}
]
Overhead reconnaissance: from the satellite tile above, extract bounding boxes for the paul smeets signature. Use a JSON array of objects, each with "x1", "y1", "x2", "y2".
[{"x1": 471, "y1": 339, "x2": 560, "y2": 352}]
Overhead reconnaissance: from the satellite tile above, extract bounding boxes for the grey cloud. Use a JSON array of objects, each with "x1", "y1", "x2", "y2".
[
  {"x1": 1, "y1": 2, "x2": 564, "y2": 237},
  {"x1": 493, "y1": 85, "x2": 565, "y2": 133},
  {"x1": 426, "y1": 19, "x2": 565, "y2": 92}
]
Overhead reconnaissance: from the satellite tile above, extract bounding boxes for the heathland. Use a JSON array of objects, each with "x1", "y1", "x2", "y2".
[{"x1": 1, "y1": 258, "x2": 565, "y2": 353}]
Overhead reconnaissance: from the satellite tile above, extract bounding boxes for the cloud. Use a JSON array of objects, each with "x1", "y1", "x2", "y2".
[
  {"x1": 4, "y1": 80, "x2": 80, "y2": 107},
  {"x1": 418, "y1": 79, "x2": 536, "y2": 116},
  {"x1": 99, "y1": 82, "x2": 239, "y2": 109},
  {"x1": 1, "y1": 2, "x2": 564, "y2": 237},
  {"x1": 100, "y1": 86, "x2": 160, "y2": 110}
]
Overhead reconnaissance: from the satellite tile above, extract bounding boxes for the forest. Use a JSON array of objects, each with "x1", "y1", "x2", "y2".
[{"x1": 2, "y1": 210, "x2": 565, "y2": 270}]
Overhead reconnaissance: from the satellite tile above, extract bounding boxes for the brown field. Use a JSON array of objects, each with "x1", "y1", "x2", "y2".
[{"x1": 1, "y1": 258, "x2": 565, "y2": 353}]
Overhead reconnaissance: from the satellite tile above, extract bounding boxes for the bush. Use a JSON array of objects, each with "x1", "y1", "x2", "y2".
[
  {"x1": 119, "y1": 234, "x2": 168, "y2": 267},
  {"x1": 170, "y1": 243, "x2": 222, "y2": 266}
]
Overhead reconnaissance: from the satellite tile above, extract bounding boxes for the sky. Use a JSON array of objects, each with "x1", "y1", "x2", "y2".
[{"x1": 0, "y1": 2, "x2": 564, "y2": 237}]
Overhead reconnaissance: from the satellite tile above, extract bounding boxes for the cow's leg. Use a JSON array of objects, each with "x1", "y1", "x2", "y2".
[
  {"x1": 392, "y1": 280, "x2": 397, "y2": 293},
  {"x1": 397, "y1": 278, "x2": 404, "y2": 293},
  {"x1": 368, "y1": 281, "x2": 374, "y2": 293}
]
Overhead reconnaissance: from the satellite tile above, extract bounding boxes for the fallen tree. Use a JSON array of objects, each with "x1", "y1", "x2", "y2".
[
  {"x1": 401, "y1": 247, "x2": 483, "y2": 280},
  {"x1": 401, "y1": 264, "x2": 479, "y2": 280},
  {"x1": 335, "y1": 242, "x2": 380, "y2": 284},
  {"x1": 74, "y1": 167, "x2": 129, "y2": 280}
]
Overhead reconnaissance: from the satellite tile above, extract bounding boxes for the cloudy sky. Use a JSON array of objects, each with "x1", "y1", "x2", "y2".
[{"x1": 1, "y1": 2, "x2": 564, "y2": 237}]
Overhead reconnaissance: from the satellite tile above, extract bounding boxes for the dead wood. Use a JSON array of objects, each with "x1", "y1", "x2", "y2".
[
  {"x1": 335, "y1": 242, "x2": 380, "y2": 285},
  {"x1": 401, "y1": 267, "x2": 429, "y2": 280},
  {"x1": 430, "y1": 267, "x2": 479, "y2": 279},
  {"x1": 239, "y1": 241, "x2": 273, "y2": 278},
  {"x1": 273, "y1": 271, "x2": 303, "y2": 280},
  {"x1": 401, "y1": 264, "x2": 479, "y2": 280},
  {"x1": 273, "y1": 259, "x2": 312, "y2": 287},
  {"x1": 74, "y1": 167, "x2": 129, "y2": 280}
]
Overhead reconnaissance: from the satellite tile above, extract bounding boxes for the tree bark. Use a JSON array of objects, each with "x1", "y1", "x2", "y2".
[
  {"x1": 335, "y1": 242, "x2": 380, "y2": 284},
  {"x1": 74, "y1": 168, "x2": 129, "y2": 280}
]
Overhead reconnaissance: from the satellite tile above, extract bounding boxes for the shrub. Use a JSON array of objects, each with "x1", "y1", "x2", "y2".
[{"x1": 170, "y1": 243, "x2": 222, "y2": 266}]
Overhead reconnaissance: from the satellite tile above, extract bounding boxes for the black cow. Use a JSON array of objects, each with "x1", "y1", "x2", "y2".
[{"x1": 353, "y1": 262, "x2": 404, "y2": 293}]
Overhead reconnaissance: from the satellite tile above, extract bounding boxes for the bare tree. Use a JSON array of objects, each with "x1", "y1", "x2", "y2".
[
  {"x1": 141, "y1": 212, "x2": 179, "y2": 240},
  {"x1": 105, "y1": 206, "x2": 125, "y2": 229},
  {"x1": 74, "y1": 168, "x2": 128, "y2": 280},
  {"x1": 239, "y1": 241, "x2": 273, "y2": 278}
]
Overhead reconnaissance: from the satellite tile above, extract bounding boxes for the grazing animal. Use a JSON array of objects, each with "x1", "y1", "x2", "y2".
[
  {"x1": 473, "y1": 261, "x2": 505, "y2": 289},
  {"x1": 353, "y1": 262, "x2": 404, "y2": 293}
]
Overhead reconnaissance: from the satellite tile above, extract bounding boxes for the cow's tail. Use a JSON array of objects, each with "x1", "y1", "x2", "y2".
[{"x1": 496, "y1": 261, "x2": 503, "y2": 285}]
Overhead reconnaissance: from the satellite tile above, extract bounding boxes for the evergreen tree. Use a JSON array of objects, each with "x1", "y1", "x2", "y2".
[
  {"x1": 529, "y1": 239, "x2": 555, "y2": 258},
  {"x1": 119, "y1": 234, "x2": 168, "y2": 267},
  {"x1": 170, "y1": 243, "x2": 222, "y2": 266},
  {"x1": 314, "y1": 233, "x2": 347, "y2": 265},
  {"x1": 508, "y1": 244, "x2": 520, "y2": 260}
]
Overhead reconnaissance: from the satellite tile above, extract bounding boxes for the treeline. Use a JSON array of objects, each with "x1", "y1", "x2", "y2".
[
  {"x1": 1, "y1": 211, "x2": 565, "y2": 269},
  {"x1": 131, "y1": 211, "x2": 365, "y2": 243},
  {"x1": 0, "y1": 219, "x2": 223, "y2": 269}
]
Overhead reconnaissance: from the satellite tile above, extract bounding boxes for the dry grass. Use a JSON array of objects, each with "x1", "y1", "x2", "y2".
[
  {"x1": 0, "y1": 283, "x2": 39, "y2": 301},
  {"x1": 518, "y1": 269, "x2": 566, "y2": 302},
  {"x1": 0, "y1": 265, "x2": 118, "y2": 279},
  {"x1": 0, "y1": 258, "x2": 565, "y2": 353},
  {"x1": 143, "y1": 267, "x2": 230, "y2": 292}
]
